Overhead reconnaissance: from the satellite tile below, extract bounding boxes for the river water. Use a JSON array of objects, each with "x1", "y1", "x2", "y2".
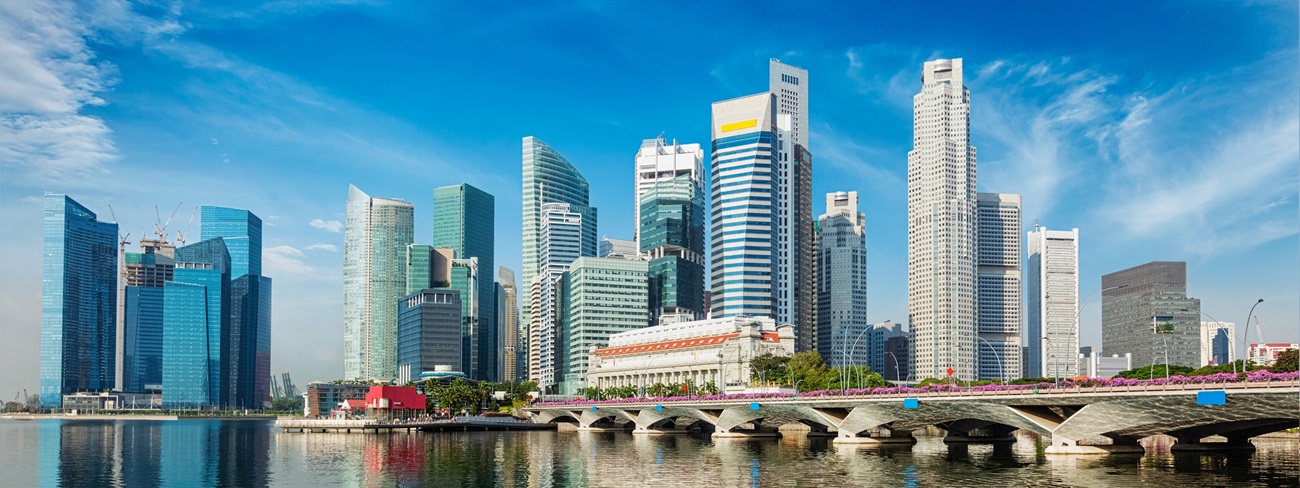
[{"x1": 0, "y1": 419, "x2": 1295, "y2": 487}]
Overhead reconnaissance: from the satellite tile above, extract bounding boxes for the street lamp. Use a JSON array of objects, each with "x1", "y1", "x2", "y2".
[
  {"x1": 884, "y1": 351, "x2": 902, "y2": 384},
  {"x1": 845, "y1": 326, "x2": 874, "y2": 389},
  {"x1": 976, "y1": 336, "x2": 1006, "y2": 384},
  {"x1": 1242, "y1": 299, "x2": 1264, "y2": 367},
  {"x1": 1055, "y1": 284, "x2": 1128, "y2": 387},
  {"x1": 1184, "y1": 309, "x2": 1234, "y2": 375},
  {"x1": 793, "y1": 379, "x2": 805, "y2": 401}
]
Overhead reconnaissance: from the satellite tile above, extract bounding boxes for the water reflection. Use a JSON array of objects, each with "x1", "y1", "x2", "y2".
[{"x1": 1, "y1": 420, "x2": 1296, "y2": 487}]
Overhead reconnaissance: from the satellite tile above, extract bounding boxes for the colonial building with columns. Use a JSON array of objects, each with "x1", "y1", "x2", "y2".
[{"x1": 586, "y1": 316, "x2": 795, "y2": 394}]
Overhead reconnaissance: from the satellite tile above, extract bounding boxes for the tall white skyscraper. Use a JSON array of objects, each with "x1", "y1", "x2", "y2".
[
  {"x1": 530, "y1": 202, "x2": 585, "y2": 389},
  {"x1": 633, "y1": 137, "x2": 702, "y2": 246},
  {"x1": 817, "y1": 191, "x2": 868, "y2": 368},
  {"x1": 710, "y1": 93, "x2": 778, "y2": 318},
  {"x1": 1026, "y1": 226, "x2": 1079, "y2": 378},
  {"x1": 769, "y1": 59, "x2": 815, "y2": 350},
  {"x1": 343, "y1": 184, "x2": 414, "y2": 380},
  {"x1": 976, "y1": 193, "x2": 1022, "y2": 381},
  {"x1": 907, "y1": 58, "x2": 977, "y2": 380}
]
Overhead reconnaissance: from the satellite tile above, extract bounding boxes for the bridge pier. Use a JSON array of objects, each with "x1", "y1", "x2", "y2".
[
  {"x1": 1045, "y1": 435, "x2": 1145, "y2": 455},
  {"x1": 833, "y1": 427, "x2": 916, "y2": 445},
  {"x1": 1170, "y1": 436, "x2": 1257, "y2": 453}
]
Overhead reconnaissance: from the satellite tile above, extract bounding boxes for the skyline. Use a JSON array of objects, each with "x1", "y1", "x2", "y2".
[{"x1": 3, "y1": 1, "x2": 1298, "y2": 398}]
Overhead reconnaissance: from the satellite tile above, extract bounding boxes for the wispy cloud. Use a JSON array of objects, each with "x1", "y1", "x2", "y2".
[
  {"x1": 309, "y1": 218, "x2": 342, "y2": 233},
  {"x1": 808, "y1": 123, "x2": 904, "y2": 197},
  {"x1": 265, "y1": 244, "x2": 311, "y2": 276},
  {"x1": 305, "y1": 243, "x2": 338, "y2": 253}
]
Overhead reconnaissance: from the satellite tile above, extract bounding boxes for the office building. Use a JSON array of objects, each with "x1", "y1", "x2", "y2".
[
  {"x1": 522, "y1": 137, "x2": 597, "y2": 317},
  {"x1": 343, "y1": 185, "x2": 415, "y2": 381},
  {"x1": 116, "y1": 243, "x2": 174, "y2": 392},
  {"x1": 598, "y1": 236, "x2": 640, "y2": 260},
  {"x1": 122, "y1": 286, "x2": 164, "y2": 393},
  {"x1": 448, "y1": 258, "x2": 480, "y2": 378},
  {"x1": 1026, "y1": 226, "x2": 1079, "y2": 379},
  {"x1": 1077, "y1": 351, "x2": 1132, "y2": 379},
  {"x1": 432, "y1": 183, "x2": 497, "y2": 380},
  {"x1": 558, "y1": 257, "x2": 649, "y2": 394},
  {"x1": 640, "y1": 174, "x2": 706, "y2": 323},
  {"x1": 1200, "y1": 321, "x2": 1237, "y2": 367},
  {"x1": 41, "y1": 194, "x2": 118, "y2": 408},
  {"x1": 816, "y1": 191, "x2": 868, "y2": 368},
  {"x1": 1101, "y1": 261, "x2": 1201, "y2": 368},
  {"x1": 529, "y1": 202, "x2": 587, "y2": 388},
  {"x1": 405, "y1": 244, "x2": 454, "y2": 294},
  {"x1": 975, "y1": 193, "x2": 1022, "y2": 381},
  {"x1": 199, "y1": 206, "x2": 262, "y2": 277},
  {"x1": 201, "y1": 205, "x2": 271, "y2": 408},
  {"x1": 163, "y1": 237, "x2": 231, "y2": 407},
  {"x1": 498, "y1": 266, "x2": 521, "y2": 382},
  {"x1": 907, "y1": 58, "x2": 977, "y2": 380},
  {"x1": 770, "y1": 60, "x2": 815, "y2": 351},
  {"x1": 633, "y1": 136, "x2": 703, "y2": 246},
  {"x1": 396, "y1": 289, "x2": 463, "y2": 384},
  {"x1": 872, "y1": 321, "x2": 909, "y2": 382}
]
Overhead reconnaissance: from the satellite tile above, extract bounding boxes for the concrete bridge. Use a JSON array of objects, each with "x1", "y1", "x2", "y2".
[{"x1": 527, "y1": 380, "x2": 1299, "y2": 455}]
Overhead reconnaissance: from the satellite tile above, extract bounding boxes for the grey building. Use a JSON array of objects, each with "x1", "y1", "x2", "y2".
[
  {"x1": 870, "y1": 321, "x2": 907, "y2": 381},
  {"x1": 396, "y1": 289, "x2": 464, "y2": 384},
  {"x1": 975, "y1": 193, "x2": 1022, "y2": 381},
  {"x1": 816, "y1": 191, "x2": 868, "y2": 368},
  {"x1": 598, "y1": 236, "x2": 640, "y2": 260},
  {"x1": 1101, "y1": 261, "x2": 1201, "y2": 368}
]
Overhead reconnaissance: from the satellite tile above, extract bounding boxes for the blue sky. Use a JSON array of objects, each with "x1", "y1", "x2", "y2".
[{"x1": 1, "y1": 1, "x2": 1296, "y2": 395}]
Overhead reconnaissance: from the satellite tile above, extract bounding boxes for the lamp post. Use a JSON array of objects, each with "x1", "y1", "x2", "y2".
[
  {"x1": 1242, "y1": 299, "x2": 1264, "y2": 367},
  {"x1": 1184, "y1": 309, "x2": 1234, "y2": 375},
  {"x1": 1055, "y1": 284, "x2": 1128, "y2": 387},
  {"x1": 845, "y1": 326, "x2": 873, "y2": 389},
  {"x1": 884, "y1": 351, "x2": 902, "y2": 384},
  {"x1": 976, "y1": 336, "x2": 1006, "y2": 384},
  {"x1": 640, "y1": 354, "x2": 663, "y2": 398},
  {"x1": 793, "y1": 379, "x2": 805, "y2": 401}
]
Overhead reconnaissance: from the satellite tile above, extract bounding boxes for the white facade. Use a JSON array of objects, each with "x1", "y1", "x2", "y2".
[
  {"x1": 975, "y1": 193, "x2": 1022, "y2": 381},
  {"x1": 709, "y1": 93, "x2": 778, "y2": 318},
  {"x1": 907, "y1": 58, "x2": 977, "y2": 380},
  {"x1": 1026, "y1": 226, "x2": 1079, "y2": 379},
  {"x1": 586, "y1": 316, "x2": 795, "y2": 393},
  {"x1": 816, "y1": 191, "x2": 868, "y2": 368},
  {"x1": 633, "y1": 137, "x2": 703, "y2": 246},
  {"x1": 530, "y1": 202, "x2": 585, "y2": 389},
  {"x1": 1199, "y1": 321, "x2": 1236, "y2": 367},
  {"x1": 1248, "y1": 343, "x2": 1297, "y2": 367},
  {"x1": 343, "y1": 185, "x2": 414, "y2": 381},
  {"x1": 598, "y1": 236, "x2": 641, "y2": 260},
  {"x1": 1077, "y1": 351, "x2": 1132, "y2": 379},
  {"x1": 769, "y1": 59, "x2": 813, "y2": 344}
]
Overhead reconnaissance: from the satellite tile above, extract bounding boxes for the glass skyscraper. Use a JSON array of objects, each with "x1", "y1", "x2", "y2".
[
  {"x1": 397, "y1": 289, "x2": 463, "y2": 384},
  {"x1": 558, "y1": 257, "x2": 649, "y2": 394},
  {"x1": 199, "y1": 206, "x2": 262, "y2": 278},
  {"x1": 199, "y1": 205, "x2": 271, "y2": 408},
  {"x1": 344, "y1": 184, "x2": 415, "y2": 381},
  {"x1": 123, "y1": 286, "x2": 165, "y2": 393},
  {"x1": 448, "y1": 258, "x2": 479, "y2": 378},
  {"x1": 41, "y1": 194, "x2": 118, "y2": 408},
  {"x1": 816, "y1": 191, "x2": 868, "y2": 369},
  {"x1": 639, "y1": 174, "x2": 706, "y2": 323},
  {"x1": 432, "y1": 184, "x2": 497, "y2": 380},
  {"x1": 165, "y1": 238, "x2": 231, "y2": 407}
]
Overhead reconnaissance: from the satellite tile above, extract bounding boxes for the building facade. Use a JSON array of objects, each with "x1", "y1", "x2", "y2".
[
  {"x1": 396, "y1": 289, "x2": 463, "y2": 384},
  {"x1": 1026, "y1": 226, "x2": 1079, "y2": 379},
  {"x1": 405, "y1": 244, "x2": 453, "y2": 294},
  {"x1": 907, "y1": 58, "x2": 977, "y2": 381},
  {"x1": 199, "y1": 206, "x2": 263, "y2": 278},
  {"x1": 640, "y1": 174, "x2": 706, "y2": 323},
  {"x1": 558, "y1": 257, "x2": 649, "y2": 394},
  {"x1": 432, "y1": 183, "x2": 497, "y2": 381},
  {"x1": 41, "y1": 194, "x2": 119, "y2": 407},
  {"x1": 305, "y1": 382, "x2": 372, "y2": 418},
  {"x1": 816, "y1": 191, "x2": 868, "y2": 369},
  {"x1": 633, "y1": 137, "x2": 703, "y2": 247},
  {"x1": 975, "y1": 193, "x2": 1022, "y2": 381},
  {"x1": 1077, "y1": 351, "x2": 1133, "y2": 379},
  {"x1": 529, "y1": 202, "x2": 588, "y2": 389},
  {"x1": 1200, "y1": 321, "x2": 1237, "y2": 367},
  {"x1": 598, "y1": 236, "x2": 640, "y2": 260},
  {"x1": 343, "y1": 184, "x2": 415, "y2": 381},
  {"x1": 1248, "y1": 343, "x2": 1299, "y2": 367},
  {"x1": 498, "y1": 266, "x2": 521, "y2": 382},
  {"x1": 200, "y1": 206, "x2": 271, "y2": 408},
  {"x1": 115, "y1": 238, "x2": 174, "y2": 391},
  {"x1": 770, "y1": 59, "x2": 815, "y2": 352},
  {"x1": 586, "y1": 317, "x2": 795, "y2": 393},
  {"x1": 875, "y1": 322, "x2": 910, "y2": 382},
  {"x1": 522, "y1": 136, "x2": 597, "y2": 337},
  {"x1": 1101, "y1": 261, "x2": 1201, "y2": 368},
  {"x1": 122, "y1": 286, "x2": 165, "y2": 393}
]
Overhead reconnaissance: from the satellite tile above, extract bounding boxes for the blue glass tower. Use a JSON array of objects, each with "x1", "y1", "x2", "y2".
[
  {"x1": 41, "y1": 194, "x2": 118, "y2": 408},
  {"x1": 433, "y1": 184, "x2": 496, "y2": 380},
  {"x1": 199, "y1": 206, "x2": 271, "y2": 408},
  {"x1": 165, "y1": 238, "x2": 231, "y2": 407},
  {"x1": 123, "y1": 286, "x2": 165, "y2": 393},
  {"x1": 199, "y1": 206, "x2": 262, "y2": 278}
]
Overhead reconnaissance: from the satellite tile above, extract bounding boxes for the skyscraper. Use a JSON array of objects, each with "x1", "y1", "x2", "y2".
[
  {"x1": 1200, "y1": 321, "x2": 1236, "y2": 367},
  {"x1": 640, "y1": 174, "x2": 706, "y2": 323},
  {"x1": 633, "y1": 136, "x2": 703, "y2": 246},
  {"x1": 1026, "y1": 226, "x2": 1079, "y2": 378},
  {"x1": 1101, "y1": 261, "x2": 1201, "y2": 368},
  {"x1": 975, "y1": 193, "x2": 1022, "y2": 381},
  {"x1": 770, "y1": 59, "x2": 815, "y2": 351},
  {"x1": 598, "y1": 236, "x2": 639, "y2": 260},
  {"x1": 558, "y1": 257, "x2": 649, "y2": 394},
  {"x1": 710, "y1": 92, "x2": 778, "y2": 319},
  {"x1": 165, "y1": 237, "x2": 231, "y2": 407},
  {"x1": 41, "y1": 194, "x2": 118, "y2": 407},
  {"x1": 344, "y1": 185, "x2": 415, "y2": 381},
  {"x1": 449, "y1": 258, "x2": 480, "y2": 378},
  {"x1": 199, "y1": 206, "x2": 262, "y2": 277},
  {"x1": 200, "y1": 205, "x2": 271, "y2": 408},
  {"x1": 405, "y1": 244, "x2": 453, "y2": 294},
  {"x1": 498, "y1": 266, "x2": 521, "y2": 382},
  {"x1": 397, "y1": 289, "x2": 463, "y2": 384},
  {"x1": 529, "y1": 202, "x2": 587, "y2": 389},
  {"x1": 907, "y1": 58, "x2": 977, "y2": 380},
  {"x1": 816, "y1": 191, "x2": 868, "y2": 368},
  {"x1": 433, "y1": 184, "x2": 496, "y2": 380},
  {"x1": 116, "y1": 239, "x2": 174, "y2": 392}
]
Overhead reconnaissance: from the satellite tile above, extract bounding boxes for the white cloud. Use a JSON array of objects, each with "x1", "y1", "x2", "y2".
[
  {"x1": 808, "y1": 124, "x2": 904, "y2": 197},
  {"x1": 309, "y1": 218, "x2": 342, "y2": 233},
  {"x1": 264, "y1": 245, "x2": 311, "y2": 276},
  {"x1": 305, "y1": 243, "x2": 338, "y2": 253}
]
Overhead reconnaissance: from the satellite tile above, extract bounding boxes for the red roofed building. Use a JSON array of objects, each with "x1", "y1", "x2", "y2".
[
  {"x1": 1248, "y1": 343, "x2": 1299, "y2": 367},
  {"x1": 586, "y1": 316, "x2": 795, "y2": 394},
  {"x1": 364, "y1": 385, "x2": 427, "y2": 420}
]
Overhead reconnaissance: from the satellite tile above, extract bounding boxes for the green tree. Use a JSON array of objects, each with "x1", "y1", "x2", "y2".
[
  {"x1": 700, "y1": 381, "x2": 719, "y2": 395},
  {"x1": 1113, "y1": 364, "x2": 1196, "y2": 380},
  {"x1": 270, "y1": 396, "x2": 302, "y2": 412},
  {"x1": 580, "y1": 387, "x2": 601, "y2": 400},
  {"x1": 1270, "y1": 349, "x2": 1298, "y2": 373},
  {"x1": 749, "y1": 353, "x2": 791, "y2": 386},
  {"x1": 4, "y1": 401, "x2": 25, "y2": 412},
  {"x1": 831, "y1": 366, "x2": 889, "y2": 389},
  {"x1": 787, "y1": 351, "x2": 834, "y2": 390}
]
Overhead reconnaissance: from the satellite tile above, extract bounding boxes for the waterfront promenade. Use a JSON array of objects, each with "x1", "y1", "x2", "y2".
[{"x1": 275, "y1": 415, "x2": 555, "y2": 433}]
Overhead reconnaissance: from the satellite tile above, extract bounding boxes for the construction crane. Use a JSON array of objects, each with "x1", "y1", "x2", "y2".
[
  {"x1": 154, "y1": 203, "x2": 182, "y2": 243},
  {"x1": 175, "y1": 207, "x2": 198, "y2": 247}
]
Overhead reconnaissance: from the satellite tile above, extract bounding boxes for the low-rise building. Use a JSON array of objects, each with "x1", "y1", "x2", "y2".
[
  {"x1": 586, "y1": 316, "x2": 795, "y2": 394},
  {"x1": 364, "y1": 385, "x2": 426, "y2": 420},
  {"x1": 305, "y1": 382, "x2": 371, "y2": 418},
  {"x1": 61, "y1": 391, "x2": 162, "y2": 412},
  {"x1": 1077, "y1": 351, "x2": 1132, "y2": 378},
  {"x1": 1249, "y1": 343, "x2": 1299, "y2": 367}
]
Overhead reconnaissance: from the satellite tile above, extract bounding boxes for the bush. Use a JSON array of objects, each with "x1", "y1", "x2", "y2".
[{"x1": 1270, "y1": 349, "x2": 1298, "y2": 373}]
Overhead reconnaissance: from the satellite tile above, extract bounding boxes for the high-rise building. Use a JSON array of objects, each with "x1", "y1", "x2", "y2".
[
  {"x1": 448, "y1": 258, "x2": 480, "y2": 378},
  {"x1": 164, "y1": 238, "x2": 231, "y2": 407},
  {"x1": 405, "y1": 244, "x2": 454, "y2": 294},
  {"x1": 770, "y1": 60, "x2": 815, "y2": 352},
  {"x1": 640, "y1": 174, "x2": 706, "y2": 324},
  {"x1": 710, "y1": 93, "x2": 778, "y2": 319},
  {"x1": 1026, "y1": 226, "x2": 1079, "y2": 379},
  {"x1": 975, "y1": 193, "x2": 1022, "y2": 381},
  {"x1": 116, "y1": 241, "x2": 174, "y2": 391},
  {"x1": 598, "y1": 236, "x2": 640, "y2": 260},
  {"x1": 41, "y1": 194, "x2": 118, "y2": 407},
  {"x1": 397, "y1": 289, "x2": 463, "y2": 384},
  {"x1": 529, "y1": 202, "x2": 587, "y2": 389},
  {"x1": 200, "y1": 206, "x2": 271, "y2": 408},
  {"x1": 907, "y1": 58, "x2": 977, "y2": 380},
  {"x1": 344, "y1": 185, "x2": 415, "y2": 381},
  {"x1": 1200, "y1": 321, "x2": 1236, "y2": 367},
  {"x1": 1101, "y1": 261, "x2": 1201, "y2": 368},
  {"x1": 816, "y1": 191, "x2": 868, "y2": 368},
  {"x1": 558, "y1": 257, "x2": 649, "y2": 394},
  {"x1": 633, "y1": 137, "x2": 703, "y2": 246},
  {"x1": 498, "y1": 266, "x2": 521, "y2": 382},
  {"x1": 122, "y1": 286, "x2": 164, "y2": 393},
  {"x1": 871, "y1": 321, "x2": 908, "y2": 382},
  {"x1": 432, "y1": 184, "x2": 496, "y2": 380}
]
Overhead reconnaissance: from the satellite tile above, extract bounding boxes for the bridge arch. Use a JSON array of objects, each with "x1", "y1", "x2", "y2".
[{"x1": 714, "y1": 404, "x2": 842, "y2": 433}]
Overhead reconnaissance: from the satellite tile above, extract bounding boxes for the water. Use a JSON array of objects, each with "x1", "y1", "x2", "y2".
[{"x1": 1, "y1": 419, "x2": 1296, "y2": 487}]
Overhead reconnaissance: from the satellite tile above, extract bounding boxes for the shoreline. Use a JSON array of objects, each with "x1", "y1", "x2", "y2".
[{"x1": 1, "y1": 414, "x2": 278, "y2": 421}]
